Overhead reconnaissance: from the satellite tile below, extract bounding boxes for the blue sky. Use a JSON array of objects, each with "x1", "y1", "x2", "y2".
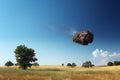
[{"x1": 0, "y1": 0, "x2": 120, "y2": 66}]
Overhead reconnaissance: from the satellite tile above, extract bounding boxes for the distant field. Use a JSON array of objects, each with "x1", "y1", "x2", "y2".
[{"x1": 0, "y1": 65, "x2": 120, "y2": 80}]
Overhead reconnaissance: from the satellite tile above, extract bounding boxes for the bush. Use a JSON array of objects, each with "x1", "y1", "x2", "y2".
[
  {"x1": 114, "y1": 61, "x2": 120, "y2": 66},
  {"x1": 62, "y1": 64, "x2": 64, "y2": 66},
  {"x1": 5, "y1": 61, "x2": 14, "y2": 67},
  {"x1": 67, "y1": 63, "x2": 72, "y2": 67},
  {"x1": 71, "y1": 63, "x2": 77, "y2": 67},
  {"x1": 107, "y1": 62, "x2": 113, "y2": 66},
  {"x1": 82, "y1": 61, "x2": 94, "y2": 68},
  {"x1": 67, "y1": 63, "x2": 77, "y2": 67}
]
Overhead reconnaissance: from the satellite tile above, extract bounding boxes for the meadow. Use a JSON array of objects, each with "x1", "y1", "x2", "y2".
[{"x1": 0, "y1": 65, "x2": 120, "y2": 80}]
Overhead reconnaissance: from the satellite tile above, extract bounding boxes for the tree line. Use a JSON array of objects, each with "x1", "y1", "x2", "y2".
[
  {"x1": 5, "y1": 61, "x2": 39, "y2": 67},
  {"x1": 107, "y1": 61, "x2": 120, "y2": 66},
  {"x1": 5, "y1": 45, "x2": 96, "y2": 70},
  {"x1": 66, "y1": 61, "x2": 94, "y2": 68}
]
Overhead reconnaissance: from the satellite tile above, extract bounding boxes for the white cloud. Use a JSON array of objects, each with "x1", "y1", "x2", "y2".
[
  {"x1": 92, "y1": 49, "x2": 109, "y2": 58},
  {"x1": 109, "y1": 52, "x2": 120, "y2": 57},
  {"x1": 92, "y1": 49, "x2": 120, "y2": 65}
]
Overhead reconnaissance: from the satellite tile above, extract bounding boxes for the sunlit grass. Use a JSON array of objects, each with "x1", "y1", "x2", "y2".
[{"x1": 0, "y1": 65, "x2": 120, "y2": 80}]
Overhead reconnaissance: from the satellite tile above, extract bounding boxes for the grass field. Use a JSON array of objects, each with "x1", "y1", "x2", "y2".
[{"x1": 0, "y1": 65, "x2": 120, "y2": 80}]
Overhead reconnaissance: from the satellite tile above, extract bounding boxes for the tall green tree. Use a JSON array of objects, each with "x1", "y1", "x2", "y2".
[
  {"x1": 14, "y1": 45, "x2": 38, "y2": 69},
  {"x1": 5, "y1": 61, "x2": 14, "y2": 67}
]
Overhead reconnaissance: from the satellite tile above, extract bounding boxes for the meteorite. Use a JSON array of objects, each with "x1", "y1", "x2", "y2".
[{"x1": 72, "y1": 30, "x2": 94, "y2": 45}]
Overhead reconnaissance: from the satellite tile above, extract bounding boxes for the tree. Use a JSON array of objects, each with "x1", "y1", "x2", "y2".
[
  {"x1": 5, "y1": 61, "x2": 14, "y2": 67},
  {"x1": 82, "y1": 61, "x2": 94, "y2": 68},
  {"x1": 71, "y1": 63, "x2": 77, "y2": 67},
  {"x1": 14, "y1": 45, "x2": 38, "y2": 69},
  {"x1": 67, "y1": 63, "x2": 72, "y2": 67},
  {"x1": 107, "y1": 62, "x2": 113, "y2": 66},
  {"x1": 62, "y1": 64, "x2": 64, "y2": 66},
  {"x1": 114, "y1": 61, "x2": 120, "y2": 66}
]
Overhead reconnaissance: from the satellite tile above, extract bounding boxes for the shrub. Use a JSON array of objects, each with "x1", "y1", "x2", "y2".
[
  {"x1": 67, "y1": 63, "x2": 72, "y2": 67},
  {"x1": 71, "y1": 63, "x2": 77, "y2": 67},
  {"x1": 114, "y1": 61, "x2": 120, "y2": 66},
  {"x1": 82, "y1": 61, "x2": 94, "y2": 68},
  {"x1": 5, "y1": 61, "x2": 14, "y2": 67},
  {"x1": 107, "y1": 62, "x2": 113, "y2": 66}
]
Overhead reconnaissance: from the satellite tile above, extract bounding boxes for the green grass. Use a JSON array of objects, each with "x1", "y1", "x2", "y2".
[{"x1": 0, "y1": 66, "x2": 120, "y2": 80}]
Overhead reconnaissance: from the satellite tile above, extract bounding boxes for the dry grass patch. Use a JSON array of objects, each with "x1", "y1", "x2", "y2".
[{"x1": 0, "y1": 66, "x2": 120, "y2": 80}]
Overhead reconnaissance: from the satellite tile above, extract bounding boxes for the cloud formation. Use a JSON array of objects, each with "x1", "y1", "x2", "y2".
[{"x1": 92, "y1": 49, "x2": 120, "y2": 65}]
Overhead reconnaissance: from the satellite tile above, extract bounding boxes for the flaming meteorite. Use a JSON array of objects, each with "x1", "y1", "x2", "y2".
[{"x1": 72, "y1": 30, "x2": 94, "y2": 45}]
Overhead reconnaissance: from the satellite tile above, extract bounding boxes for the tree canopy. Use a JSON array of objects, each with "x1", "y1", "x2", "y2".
[
  {"x1": 113, "y1": 61, "x2": 120, "y2": 66},
  {"x1": 107, "y1": 62, "x2": 113, "y2": 66},
  {"x1": 66, "y1": 63, "x2": 77, "y2": 67},
  {"x1": 67, "y1": 63, "x2": 72, "y2": 67},
  {"x1": 71, "y1": 63, "x2": 77, "y2": 67},
  {"x1": 82, "y1": 61, "x2": 94, "y2": 68},
  {"x1": 14, "y1": 45, "x2": 38, "y2": 69}
]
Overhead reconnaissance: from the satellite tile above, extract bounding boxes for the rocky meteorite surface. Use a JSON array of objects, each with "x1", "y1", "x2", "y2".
[{"x1": 72, "y1": 30, "x2": 94, "y2": 45}]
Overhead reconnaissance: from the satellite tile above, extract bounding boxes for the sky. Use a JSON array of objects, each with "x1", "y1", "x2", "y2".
[{"x1": 0, "y1": 0, "x2": 120, "y2": 66}]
